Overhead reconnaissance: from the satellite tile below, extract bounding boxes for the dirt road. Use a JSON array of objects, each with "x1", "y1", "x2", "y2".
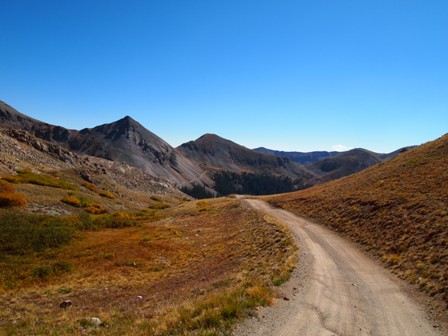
[{"x1": 235, "y1": 199, "x2": 443, "y2": 336}]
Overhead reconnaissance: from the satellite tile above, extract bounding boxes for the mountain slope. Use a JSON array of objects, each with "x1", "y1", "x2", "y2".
[
  {"x1": 0, "y1": 100, "x2": 204, "y2": 186},
  {"x1": 268, "y1": 133, "x2": 448, "y2": 306},
  {"x1": 68, "y1": 116, "x2": 203, "y2": 185},
  {"x1": 307, "y1": 148, "x2": 385, "y2": 182},
  {"x1": 178, "y1": 134, "x2": 317, "y2": 180},
  {"x1": 0, "y1": 100, "x2": 75, "y2": 143},
  {"x1": 254, "y1": 147, "x2": 339, "y2": 164}
]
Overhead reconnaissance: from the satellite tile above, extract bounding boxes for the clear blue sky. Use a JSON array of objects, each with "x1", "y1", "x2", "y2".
[{"x1": 1, "y1": 1, "x2": 447, "y2": 152}]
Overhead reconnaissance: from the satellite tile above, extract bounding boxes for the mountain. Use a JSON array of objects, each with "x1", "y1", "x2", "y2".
[
  {"x1": 254, "y1": 147, "x2": 339, "y2": 164},
  {"x1": 178, "y1": 134, "x2": 318, "y2": 180},
  {"x1": 177, "y1": 134, "x2": 320, "y2": 196},
  {"x1": 268, "y1": 133, "x2": 448, "y2": 306},
  {"x1": 68, "y1": 116, "x2": 203, "y2": 185},
  {"x1": 0, "y1": 99, "x2": 414, "y2": 197},
  {"x1": 256, "y1": 146, "x2": 410, "y2": 182},
  {"x1": 0, "y1": 100, "x2": 203, "y2": 186},
  {"x1": 307, "y1": 148, "x2": 386, "y2": 182},
  {"x1": 0, "y1": 100, "x2": 75, "y2": 143}
]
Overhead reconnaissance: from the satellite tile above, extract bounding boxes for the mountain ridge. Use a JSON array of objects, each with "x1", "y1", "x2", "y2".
[{"x1": 0, "y1": 99, "x2": 412, "y2": 195}]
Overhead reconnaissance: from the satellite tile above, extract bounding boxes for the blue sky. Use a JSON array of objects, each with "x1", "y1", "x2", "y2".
[{"x1": 1, "y1": 1, "x2": 447, "y2": 152}]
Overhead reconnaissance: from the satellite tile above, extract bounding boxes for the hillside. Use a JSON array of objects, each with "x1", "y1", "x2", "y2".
[
  {"x1": 177, "y1": 134, "x2": 319, "y2": 196},
  {"x1": 307, "y1": 148, "x2": 386, "y2": 182},
  {"x1": 256, "y1": 146, "x2": 410, "y2": 183},
  {"x1": 268, "y1": 133, "x2": 448, "y2": 307},
  {"x1": 178, "y1": 134, "x2": 313, "y2": 178},
  {"x1": 254, "y1": 147, "x2": 339, "y2": 164}
]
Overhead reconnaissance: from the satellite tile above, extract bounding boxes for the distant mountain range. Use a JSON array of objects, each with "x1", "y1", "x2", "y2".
[
  {"x1": 254, "y1": 147, "x2": 340, "y2": 165},
  {"x1": 0, "y1": 100, "x2": 410, "y2": 196}
]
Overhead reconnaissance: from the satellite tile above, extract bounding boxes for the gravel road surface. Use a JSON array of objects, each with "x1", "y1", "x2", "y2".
[{"x1": 234, "y1": 199, "x2": 443, "y2": 336}]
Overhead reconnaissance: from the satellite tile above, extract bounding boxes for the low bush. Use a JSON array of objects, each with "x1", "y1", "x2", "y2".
[
  {"x1": 0, "y1": 181, "x2": 16, "y2": 192},
  {"x1": 33, "y1": 261, "x2": 73, "y2": 279},
  {"x1": 85, "y1": 203, "x2": 108, "y2": 214},
  {"x1": 0, "y1": 180, "x2": 27, "y2": 207},
  {"x1": 0, "y1": 214, "x2": 74, "y2": 255},
  {"x1": 148, "y1": 201, "x2": 170, "y2": 210},
  {"x1": 76, "y1": 212, "x2": 138, "y2": 230},
  {"x1": 93, "y1": 212, "x2": 137, "y2": 228},
  {"x1": 0, "y1": 192, "x2": 27, "y2": 207},
  {"x1": 82, "y1": 182, "x2": 99, "y2": 193},
  {"x1": 61, "y1": 196, "x2": 82, "y2": 207},
  {"x1": 61, "y1": 195, "x2": 108, "y2": 214},
  {"x1": 99, "y1": 190, "x2": 115, "y2": 199},
  {"x1": 3, "y1": 169, "x2": 77, "y2": 190}
]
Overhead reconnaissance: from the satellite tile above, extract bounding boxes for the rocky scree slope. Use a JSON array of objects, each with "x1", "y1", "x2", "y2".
[{"x1": 0, "y1": 127, "x2": 184, "y2": 199}]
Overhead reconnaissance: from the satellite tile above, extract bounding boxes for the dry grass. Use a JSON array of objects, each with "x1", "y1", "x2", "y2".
[
  {"x1": 268, "y1": 133, "x2": 448, "y2": 307},
  {"x1": 0, "y1": 197, "x2": 296, "y2": 335}
]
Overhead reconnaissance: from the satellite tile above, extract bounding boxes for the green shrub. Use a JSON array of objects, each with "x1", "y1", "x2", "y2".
[
  {"x1": 93, "y1": 212, "x2": 137, "y2": 229},
  {"x1": 76, "y1": 212, "x2": 137, "y2": 231},
  {"x1": 3, "y1": 170, "x2": 77, "y2": 190},
  {"x1": 33, "y1": 262, "x2": 73, "y2": 279},
  {"x1": 0, "y1": 214, "x2": 74, "y2": 255},
  {"x1": 149, "y1": 201, "x2": 170, "y2": 210}
]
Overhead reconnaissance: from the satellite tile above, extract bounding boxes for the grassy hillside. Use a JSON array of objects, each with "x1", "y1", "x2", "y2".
[
  {"x1": 268, "y1": 134, "x2": 448, "y2": 307},
  {"x1": 0, "y1": 194, "x2": 296, "y2": 335}
]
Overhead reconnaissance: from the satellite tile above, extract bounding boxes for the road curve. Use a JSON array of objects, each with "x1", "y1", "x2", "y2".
[{"x1": 235, "y1": 199, "x2": 442, "y2": 336}]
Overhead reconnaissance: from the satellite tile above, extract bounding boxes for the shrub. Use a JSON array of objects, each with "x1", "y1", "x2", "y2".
[
  {"x1": 3, "y1": 170, "x2": 77, "y2": 190},
  {"x1": 0, "y1": 192, "x2": 27, "y2": 207},
  {"x1": 85, "y1": 203, "x2": 108, "y2": 214},
  {"x1": 0, "y1": 181, "x2": 15, "y2": 193},
  {"x1": 0, "y1": 214, "x2": 74, "y2": 255},
  {"x1": 99, "y1": 190, "x2": 115, "y2": 199},
  {"x1": 82, "y1": 182, "x2": 99, "y2": 193},
  {"x1": 61, "y1": 196, "x2": 82, "y2": 207},
  {"x1": 33, "y1": 261, "x2": 73, "y2": 279},
  {"x1": 149, "y1": 201, "x2": 170, "y2": 210},
  {"x1": 93, "y1": 212, "x2": 137, "y2": 228}
]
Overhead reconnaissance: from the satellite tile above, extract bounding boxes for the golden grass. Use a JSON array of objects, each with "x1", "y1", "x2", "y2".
[
  {"x1": 268, "y1": 133, "x2": 448, "y2": 306},
  {"x1": 0, "y1": 197, "x2": 297, "y2": 335}
]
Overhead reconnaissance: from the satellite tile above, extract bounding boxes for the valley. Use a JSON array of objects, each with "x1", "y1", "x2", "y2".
[{"x1": 0, "y1": 100, "x2": 447, "y2": 335}]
